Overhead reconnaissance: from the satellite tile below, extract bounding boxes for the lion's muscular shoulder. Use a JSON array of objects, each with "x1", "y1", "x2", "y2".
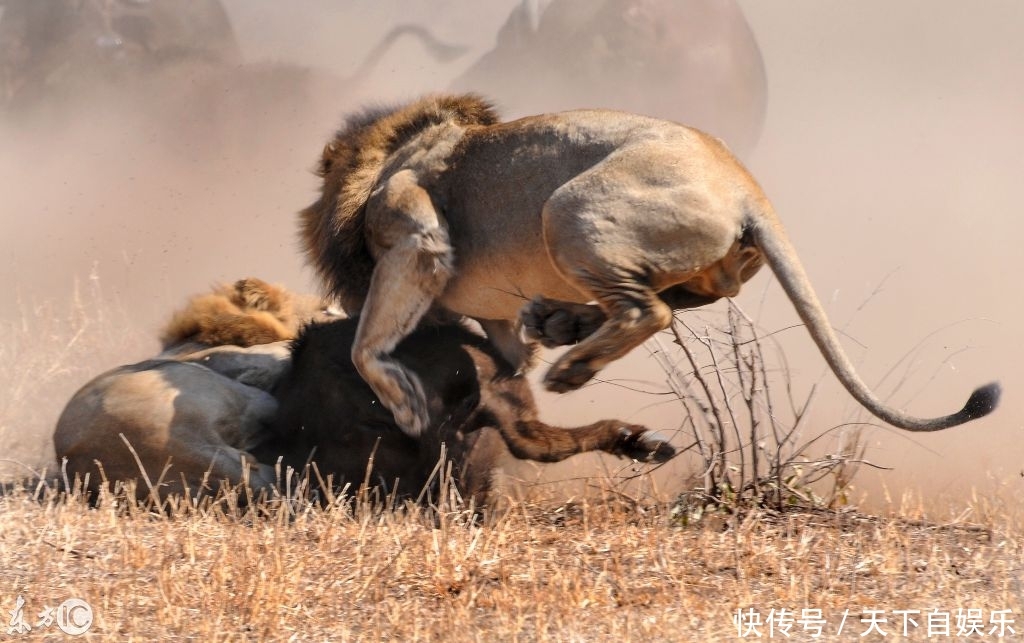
[{"x1": 299, "y1": 93, "x2": 500, "y2": 312}]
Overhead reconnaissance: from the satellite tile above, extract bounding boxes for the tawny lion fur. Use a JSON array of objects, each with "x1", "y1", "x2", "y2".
[
  {"x1": 300, "y1": 93, "x2": 1000, "y2": 437},
  {"x1": 160, "y1": 277, "x2": 325, "y2": 350},
  {"x1": 54, "y1": 278, "x2": 338, "y2": 501}
]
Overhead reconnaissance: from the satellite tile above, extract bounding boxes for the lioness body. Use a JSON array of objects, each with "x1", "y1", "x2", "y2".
[{"x1": 302, "y1": 94, "x2": 999, "y2": 438}]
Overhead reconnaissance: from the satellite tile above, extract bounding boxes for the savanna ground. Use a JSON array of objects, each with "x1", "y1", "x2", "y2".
[
  {"x1": 0, "y1": 482, "x2": 1021, "y2": 641},
  {"x1": 0, "y1": 289, "x2": 1020, "y2": 642}
]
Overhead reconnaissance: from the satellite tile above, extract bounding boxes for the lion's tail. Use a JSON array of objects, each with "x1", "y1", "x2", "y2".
[{"x1": 748, "y1": 207, "x2": 1000, "y2": 432}]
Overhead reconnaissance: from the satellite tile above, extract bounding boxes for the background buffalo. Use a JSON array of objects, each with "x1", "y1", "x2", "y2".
[{"x1": 451, "y1": 0, "x2": 766, "y2": 155}]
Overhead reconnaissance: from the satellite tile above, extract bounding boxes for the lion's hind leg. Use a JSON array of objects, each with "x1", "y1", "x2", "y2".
[
  {"x1": 543, "y1": 280, "x2": 673, "y2": 393},
  {"x1": 522, "y1": 287, "x2": 723, "y2": 349}
]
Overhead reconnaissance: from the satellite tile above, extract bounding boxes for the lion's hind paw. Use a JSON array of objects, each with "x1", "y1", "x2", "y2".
[{"x1": 520, "y1": 296, "x2": 606, "y2": 348}]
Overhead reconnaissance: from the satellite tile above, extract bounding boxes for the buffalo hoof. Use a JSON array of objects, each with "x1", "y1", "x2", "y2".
[{"x1": 618, "y1": 427, "x2": 676, "y2": 463}]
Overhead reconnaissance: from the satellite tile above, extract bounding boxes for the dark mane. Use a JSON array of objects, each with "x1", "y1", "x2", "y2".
[{"x1": 298, "y1": 94, "x2": 500, "y2": 312}]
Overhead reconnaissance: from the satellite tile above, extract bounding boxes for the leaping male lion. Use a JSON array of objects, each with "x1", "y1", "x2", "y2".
[{"x1": 300, "y1": 93, "x2": 1001, "y2": 438}]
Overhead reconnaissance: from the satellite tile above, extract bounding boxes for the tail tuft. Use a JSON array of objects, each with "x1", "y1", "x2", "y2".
[{"x1": 960, "y1": 382, "x2": 1002, "y2": 421}]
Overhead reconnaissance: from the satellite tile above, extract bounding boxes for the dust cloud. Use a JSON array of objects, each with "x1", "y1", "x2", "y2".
[
  {"x1": 1, "y1": 1, "x2": 1019, "y2": 509},
  {"x1": 737, "y1": 0, "x2": 1021, "y2": 508}
]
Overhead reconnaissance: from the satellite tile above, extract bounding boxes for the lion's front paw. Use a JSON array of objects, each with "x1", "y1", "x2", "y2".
[
  {"x1": 520, "y1": 297, "x2": 606, "y2": 348},
  {"x1": 389, "y1": 400, "x2": 429, "y2": 439},
  {"x1": 371, "y1": 360, "x2": 431, "y2": 438},
  {"x1": 543, "y1": 358, "x2": 597, "y2": 393}
]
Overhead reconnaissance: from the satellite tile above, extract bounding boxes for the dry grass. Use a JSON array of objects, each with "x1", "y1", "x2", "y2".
[
  {"x1": 0, "y1": 272, "x2": 147, "y2": 478},
  {"x1": 654, "y1": 305, "x2": 870, "y2": 513},
  {"x1": 1, "y1": 284, "x2": 1018, "y2": 640},
  {"x1": 0, "y1": 483, "x2": 1020, "y2": 641}
]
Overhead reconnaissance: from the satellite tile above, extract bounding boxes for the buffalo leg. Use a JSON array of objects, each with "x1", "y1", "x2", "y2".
[
  {"x1": 478, "y1": 318, "x2": 538, "y2": 373},
  {"x1": 498, "y1": 418, "x2": 675, "y2": 463}
]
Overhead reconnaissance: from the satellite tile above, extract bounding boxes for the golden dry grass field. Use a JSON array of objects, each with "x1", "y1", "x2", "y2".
[
  {"x1": 1, "y1": 484, "x2": 1021, "y2": 641},
  {"x1": 1, "y1": 284, "x2": 1019, "y2": 641}
]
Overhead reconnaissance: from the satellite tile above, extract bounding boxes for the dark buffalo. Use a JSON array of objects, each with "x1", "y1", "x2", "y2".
[{"x1": 258, "y1": 318, "x2": 675, "y2": 506}]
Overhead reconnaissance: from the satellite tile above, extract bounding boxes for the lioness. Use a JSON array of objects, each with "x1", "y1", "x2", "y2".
[
  {"x1": 300, "y1": 93, "x2": 1000, "y2": 437},
  {"x1": 53, "y1": 278, "x2": 337, "y2": 502}
]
